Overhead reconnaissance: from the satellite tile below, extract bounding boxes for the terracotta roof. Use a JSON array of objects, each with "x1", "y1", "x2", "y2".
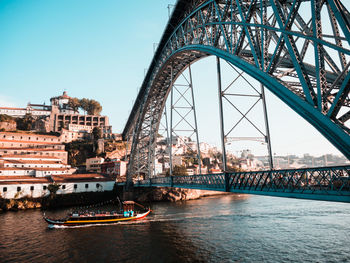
[
  {"x1": 0, "y1": 139, "x2": 61, "y2": 145},
  {"x1": 0, "y1": 107, "x2": 26, "y2": 110},
  {"x1": 52, "y1": 174, "x2": 114, "y2": 182},
  {"x1": 0, "y1": 167, "x2": 68, "y2": 171},
  {"x1": 4, "y1": 160, "x2": 62, "y2": 165},
  {"x1": 0, "y1": 132, "x2": 60, "y2": 138},
  {"x1": 0, "y1": 176, "x2": 51, "y2": 184},
  {"x1": 1, "y1": 155, "x2": 62, "y2": 159},
  {"x1": 0, "y1": 148, "x2": 66, "y2": 152}
]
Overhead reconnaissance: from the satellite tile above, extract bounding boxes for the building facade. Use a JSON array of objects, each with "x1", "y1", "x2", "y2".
[{"x1": 0, "y1": 174, "x2": 115, "y2": 199}]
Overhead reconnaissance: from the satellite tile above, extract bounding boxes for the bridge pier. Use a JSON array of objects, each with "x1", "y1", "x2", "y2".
[{"x1": 123, "y1": 184, "x2": 134, "y2": 201}]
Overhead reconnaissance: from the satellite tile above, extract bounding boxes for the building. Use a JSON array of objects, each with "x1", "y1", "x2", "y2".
[
  {"x1": 101, "y1": 159, "x2": 127, "y2": 178},
  {"x1": 0, "y1": 92, "x2": 115, "y2": 142},
  {"x1": 0, "y1": 174, "x2": 115, "y2": 199},
  {"x1": 0, "y1": 106, "x2": 51, "y2": 118},
  {"x1": 86, "y1": 157, "x2": 105, "y2": 173},
  {"x1": 0, "y1": 132, "x2": 67, "y2": 163}
]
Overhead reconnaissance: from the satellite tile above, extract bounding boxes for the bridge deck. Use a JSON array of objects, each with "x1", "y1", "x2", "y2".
[{"x1": 119, "y1": 166, "x2": 350, "y2": 203}]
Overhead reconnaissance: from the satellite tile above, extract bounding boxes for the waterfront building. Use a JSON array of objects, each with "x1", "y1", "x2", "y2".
[{"x1": 0, "y1": 173, "x2": 115, "y2": 199}]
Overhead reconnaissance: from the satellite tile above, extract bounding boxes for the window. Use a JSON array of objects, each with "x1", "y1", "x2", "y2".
[
  {"x1": 3, "y1": 187, "x2": 7, "y2": 192},
  {"x1": 30, "y1": 186, "x2": 34, "y2": 191},
  {"x1": 85, "y1": 184, "x2": 89, "y2": 189},
  {"x1": 62, "y1": 185, "x2": 66, "y2": 189},
  {"x1": 74, "y1": 184, "x2": 77, "y2": 189},
  {"x1": 43, "y1": 186, "x2": 47, "y2": 190},
  {"x1": 17, "y1": 187, "x2": 21, "y2": 192}
]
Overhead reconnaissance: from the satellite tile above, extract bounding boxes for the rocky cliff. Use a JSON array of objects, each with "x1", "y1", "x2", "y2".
[{"x1": 133, "y1": 187, "x2": 228, "y2": 202}]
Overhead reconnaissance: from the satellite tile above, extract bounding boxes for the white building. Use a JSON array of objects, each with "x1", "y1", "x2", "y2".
[{"x1": 0, "y1": 174, "x2": 115, "y2": 199}]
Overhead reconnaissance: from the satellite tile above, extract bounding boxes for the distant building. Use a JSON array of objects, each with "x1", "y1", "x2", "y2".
[
  {"x1": 0, "y1": 92, "x2": 115, "y2": 142},
  {"x1": 0, "y1": 131, "x2": 67, "y2": 163},
  {"x1": 86, "y1": 157, "x2": 105, "y2": 173},
  {"x1": 101, "y1": 159, "x2": 127, "y2": 178},
  {"x1": 0, "y1": 155, "x2": 71, "y2": 177}
]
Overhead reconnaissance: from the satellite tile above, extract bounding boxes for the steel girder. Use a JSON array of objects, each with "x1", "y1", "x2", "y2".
[
  {"x1": 130, "y1": 165, "x2": 350, "y2": 203},
  {"x1": 125, "y1": 0, "x2": 350, "y2": 180}
]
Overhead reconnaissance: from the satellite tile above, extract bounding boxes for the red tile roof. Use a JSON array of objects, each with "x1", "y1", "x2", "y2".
[
  {"x1": 0, "y1": 132, "x2": 60, "y2": 138},
  {"x1": 4, "y1": 160, "x2": 62, "y2": 165},
  {"x1": 53, "y1": 174, "x2": 114, "y2": 182},
  {"x1": 0, "y1": 176, "x2": 50, "y2": 184},
  {"x1": 0, "y1": 139, "x2": 61, "y2": 145},
  {"x1": 1, "y1": 155, "x2": 62, "y2": 159},
  {"x1": 0, "y1": 107, "x2": 26, "y2": 110},
  {"x1": 0, "y1": 148, "x2": 66, "y2": 152},
  {"x1": 0, "y1": 167, "x2": 68, "y2": 171}
]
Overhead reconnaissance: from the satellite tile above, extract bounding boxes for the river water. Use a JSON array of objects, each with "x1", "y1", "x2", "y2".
[{"x1": 0, "y1": 194, "x2": 349, "y2": 263}]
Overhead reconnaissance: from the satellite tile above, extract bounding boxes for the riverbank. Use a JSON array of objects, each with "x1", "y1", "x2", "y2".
[
  {"x1": 131, "y1": 186, "x2": 229, "y2": 202},
  {"x1": 0, "y1": 186, "x2": 229, "y2": 212},
  {"x1": 0, "y1": 190, "x2": 117, "y2": 212}
]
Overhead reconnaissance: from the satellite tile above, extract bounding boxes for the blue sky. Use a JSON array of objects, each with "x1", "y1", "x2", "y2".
[{"x1": 0, "y1": 0, "x2": 346, "y2": 157}]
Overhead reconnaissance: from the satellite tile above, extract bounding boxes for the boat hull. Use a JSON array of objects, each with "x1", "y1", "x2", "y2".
[{"x1": 44, "y1": 210, "x2": 151, "y2": 227}]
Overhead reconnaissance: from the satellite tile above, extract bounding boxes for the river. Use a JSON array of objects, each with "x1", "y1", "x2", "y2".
[{"x1": 0, "y1": 194, "x2": 349, "y2": 263}]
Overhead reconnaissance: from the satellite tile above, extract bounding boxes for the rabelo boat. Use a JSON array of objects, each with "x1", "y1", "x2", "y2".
[{"x1": 43, "y1": 201, "x2": 150, "y2": 227}]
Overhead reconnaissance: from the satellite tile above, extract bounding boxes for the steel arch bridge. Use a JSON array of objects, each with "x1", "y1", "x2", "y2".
[{"x1": 121, "y1": 0, "x2": 350, "y2": 202}]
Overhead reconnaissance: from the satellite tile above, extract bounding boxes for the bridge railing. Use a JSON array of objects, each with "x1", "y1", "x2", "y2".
[{"x1": 130, "y1": 166, "x2": 350, "y2": 201}]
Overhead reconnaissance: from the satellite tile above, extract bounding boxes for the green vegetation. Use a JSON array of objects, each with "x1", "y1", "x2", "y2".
[
  {"x1": 0, "y1": 114, "x2": 15, "y2": 122},
  {"x1": 64, "y1": 140, "x2": 95, "y2": 167},
  {"x1": 16, "y1": 113, "x2": 35, "y2": 131},
  {"x1": 68, "y1": 97, "x2": 102, "y2": 115}
]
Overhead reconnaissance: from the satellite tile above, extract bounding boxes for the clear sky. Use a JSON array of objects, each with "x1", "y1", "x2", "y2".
[{"x1": 0, "y1": 0, "x2": 347, "y2": 158}]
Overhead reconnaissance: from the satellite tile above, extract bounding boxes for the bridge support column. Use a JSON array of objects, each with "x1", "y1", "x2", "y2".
[
  {"x1": 225, "y1": 173, "x2": 230, "y2": 192},
  {"x1": 216, "y1": 56, "x2": 228, "y2": 171},
  {"x1": 123, "y1": 184, "x2": 134, "y2": 200},
  {"x1": 170, "y1": 176, "x2": 174, "y2": 187}
]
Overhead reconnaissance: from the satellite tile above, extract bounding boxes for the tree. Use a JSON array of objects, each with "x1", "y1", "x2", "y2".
[
  {"x1": 68, "y1": 97, "x2": 80, "y2": 113},
  {"x1": 79, "y1": 98, "x2": 90, "y2": 115},
  {"x1": 79, "y1": 98, "x2": 102, "y2": 115},
  {"x1": 87, "y1": 99, "x2": 102, "y2": 115},
  {"x1": 0, "y1": 114, "x2": 15, "y2": 122},
  {"x1": 16, "y1": 114, "x2": 34, "y2": 131}
]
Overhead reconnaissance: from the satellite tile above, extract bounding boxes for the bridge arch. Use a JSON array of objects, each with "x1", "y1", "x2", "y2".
[{"x1": 125, "y1": 0, "x2": 350, "y2": 177}]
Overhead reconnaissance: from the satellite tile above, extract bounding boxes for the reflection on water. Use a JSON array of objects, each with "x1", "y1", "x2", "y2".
[{"x1": 0, "y1": 194, "x2": 349, "y2": 263}]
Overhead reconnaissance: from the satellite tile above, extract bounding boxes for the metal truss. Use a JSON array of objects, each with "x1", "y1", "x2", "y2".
[
  {"x1": 124, "y1": 0, "x2": 350, "y2": 183},
  {"x1": 216, "y1": 57, "x2": 274, "y2": 169},
  {"x1": 129, "y1": 165, "x2": 350, "y2": 203},
  {"x1": 169, "y1": 63, "x2": 201, "y2": 175}
]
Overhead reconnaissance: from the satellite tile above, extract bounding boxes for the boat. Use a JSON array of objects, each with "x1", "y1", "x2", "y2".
[{"x1": 43, "y1": 201, "x2": 151, "y2": 227}]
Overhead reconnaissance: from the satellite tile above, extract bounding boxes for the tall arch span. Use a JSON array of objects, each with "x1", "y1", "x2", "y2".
[{"x1": 123, "y1": 0, "x2": 350, "y2": 176}]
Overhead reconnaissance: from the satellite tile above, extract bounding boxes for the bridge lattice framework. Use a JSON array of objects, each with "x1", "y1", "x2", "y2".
[{"x1": 123, "y1": 0, "x2": 350, "y2": 199}]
